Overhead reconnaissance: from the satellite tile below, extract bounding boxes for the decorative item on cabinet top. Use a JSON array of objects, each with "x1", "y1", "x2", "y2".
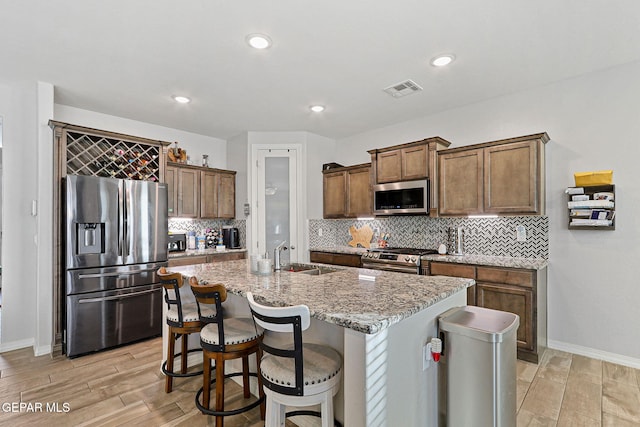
[
  {"x1": 50, "y1": 120, "x2": 170, "y2": 183},
  {"x1": 167, "y1": 141, "x2": 187, "y2": 164}
]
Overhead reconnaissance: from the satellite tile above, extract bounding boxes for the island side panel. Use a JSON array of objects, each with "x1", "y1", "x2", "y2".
[{"x1": 343, "y1": 289, "x2": 467, "y2": 427}]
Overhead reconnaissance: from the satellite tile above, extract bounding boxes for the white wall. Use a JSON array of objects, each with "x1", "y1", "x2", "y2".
[
  {"x1": 0, "y1": 80, "x2": 39, "y2": 351},
  {"x1": 54, "y1": 105, "x2": 227, "y2": 169},
  {"x1": 306, "y1": 133, "x2": 337, "y2": 219},
  {"x1": 35, "y1": 82, "x2": 54, "y2": 355},
  {"x1": 337, "y1": 60, "x2": 640, "y2": 366}
]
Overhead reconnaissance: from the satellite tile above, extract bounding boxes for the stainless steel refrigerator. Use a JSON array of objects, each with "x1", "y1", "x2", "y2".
[{"x1": 64, "y1": 174, "x2": 168, "y2": 357}]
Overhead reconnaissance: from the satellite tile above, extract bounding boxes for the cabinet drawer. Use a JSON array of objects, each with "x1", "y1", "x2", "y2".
[
  {"x1": 310, "y1": 251, "x2": 334, "y2": 264},
  {"x1": 167, "y1": 256, "x2": 208, "y2": 267},
  {"x1": 207, "y1": 252, "x2": 246, "y2": 263},
  {"x1": 476, "y1": 266, "x2": 533, "y2": 287},
  {"x1": 310, "y1": 251, "x2": 361, "y2": 268},
  {"x1": 430, "y1": 262, "x2": 476, "y2": 279}
]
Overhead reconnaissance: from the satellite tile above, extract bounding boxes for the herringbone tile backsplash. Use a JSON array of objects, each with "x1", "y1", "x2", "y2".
[{"x1": 309, "y1": 216, "x2": 548, "y2": 258}]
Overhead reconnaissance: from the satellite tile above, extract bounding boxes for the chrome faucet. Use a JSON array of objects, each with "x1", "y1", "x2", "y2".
[{"x1": 273, "y1": 241, "x2": 288, "y2": 271}]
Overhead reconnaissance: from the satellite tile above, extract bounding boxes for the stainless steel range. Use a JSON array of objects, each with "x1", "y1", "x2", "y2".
[{"x1": 361, "y1": 247, "x2": 438, "y2": 274}]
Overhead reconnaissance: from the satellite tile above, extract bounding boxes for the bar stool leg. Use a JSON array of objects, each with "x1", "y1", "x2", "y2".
[
  {"x1": 256, "y1": 348, "x2": 265, "y2": 419},
  {"x1": 203, "y1": 352, "x2": 211, "y2": 411},
  {"x1": 181, "y1": 333, "x2": 188, "y2": 374},
  {"x1": 242, "y1": 355, "x2": 250, "y2": 398},
  {"x1": 321, "y1": 392, "x2": 333, "y2": 427},
  {"x1": 216, "y1": 353, "x2": 225, "y2": 427},
  {"x1": 165, "y1": 329, "x2": 176, "y2": 393}
]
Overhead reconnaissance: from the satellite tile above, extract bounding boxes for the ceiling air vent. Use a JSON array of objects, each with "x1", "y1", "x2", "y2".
[{"x1": 383, "y1": 79, "x2": 423, "y2": 98}]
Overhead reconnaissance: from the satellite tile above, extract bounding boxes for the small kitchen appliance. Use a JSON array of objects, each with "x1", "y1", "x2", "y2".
[
  {"x1": 222, "y1": 226, "x2": 240, "y2": 248},
  {"x1": 168, "y1": 233, "x2": 186, "y2": 252},
  {"x1": 361, "y1": 247, "x2": 438, "y2": 274},
  {"x1": 373, "y1": 179, "x2": 429, "y2": 215},
  {"x1": 447, "y1": 227, "x2": 464, "y2": 256}
]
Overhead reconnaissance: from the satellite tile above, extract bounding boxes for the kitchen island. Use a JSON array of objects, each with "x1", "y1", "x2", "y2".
[{"x1": 167, "y1": 259, "x2": 474, "y2": 427}]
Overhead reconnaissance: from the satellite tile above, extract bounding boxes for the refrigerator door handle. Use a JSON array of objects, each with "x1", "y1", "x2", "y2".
[
  {"x1": 78, "y1": 268, "x2": 159, "y2": 279},
  {"x1": 122, "y1": 183, "x2": 129, "y2": 259},
  {"x1": 118, "y1": 182, "x2": 125, "y2": 258},
  {"x1": 77, "y1": 288, "x2": 158, "y2": 304}
]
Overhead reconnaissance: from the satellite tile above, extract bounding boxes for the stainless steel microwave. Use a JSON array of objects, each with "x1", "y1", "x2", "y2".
[{"x1": 373, "y1": 180, "x2": 429, "y2": 215}]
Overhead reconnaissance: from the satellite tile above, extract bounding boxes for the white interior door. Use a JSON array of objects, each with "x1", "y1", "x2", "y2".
[{"x1": 256, "y1": 148, "x2": 299, "y2": 266}]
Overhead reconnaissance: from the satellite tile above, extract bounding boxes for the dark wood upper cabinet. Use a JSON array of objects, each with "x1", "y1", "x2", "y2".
[
  {"x1": 177, "y1": 167, "x2": 200, "y2": 218},
  {"x1": 323, "y1": 163, "x2": 371, "y2": 219},
  {"x1": 166, "y1": 162, "x2": 236, "y2": 219},
  {"x1": 368, "y1": 137, "x2": 451, "y2": 216},
  {"x1": 438, "y1": 148, "x2": 484, "y2": 216},
  {"x1": 438, "y1": 133, "x2": 548, "y2": 216}
]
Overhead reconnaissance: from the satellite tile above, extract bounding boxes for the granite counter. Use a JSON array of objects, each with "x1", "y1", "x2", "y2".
[
  {"x1": 167, "y1": 259, "x2": 473, "y2": 334},
  {"x1": 422, "y1": 253, "x2": 548, "y2": 270}
]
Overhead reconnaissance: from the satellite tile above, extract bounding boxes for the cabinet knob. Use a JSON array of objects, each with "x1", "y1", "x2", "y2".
[{"x1": 290, "y1": 246, "x2": 296, "y2": 250}]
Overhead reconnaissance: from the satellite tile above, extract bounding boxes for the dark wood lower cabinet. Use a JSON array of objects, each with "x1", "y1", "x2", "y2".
[
  {"x1": 309, "y1": 251, "x2": 362, "y2": 268},
  {"x1": 168, "y1": 251, "x2": 246, "y2": 267},
  {"x1": 428, "y1": 260, "x2": 547, "y2": 363},
  {"x1": 476, "y1": 282, "x2": 533, "y2": 351}
]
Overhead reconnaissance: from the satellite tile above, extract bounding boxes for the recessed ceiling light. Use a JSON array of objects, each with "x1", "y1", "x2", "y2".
[
  {"x1": 430, "y1": 54, "x2": 455, "y2": 67},
  {"x1": 172, "y1": 95, "x2": 191, "y2": 104},
  {"x1": 310, "y1": 105, "x2": 325, "y2": 113},
  {"x1": 246, "y1": 34, "x2": 272, "y2": 49}
]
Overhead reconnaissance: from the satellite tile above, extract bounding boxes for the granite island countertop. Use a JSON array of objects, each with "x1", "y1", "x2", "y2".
[
  {"x1": 168, "y1": 248, "x2": 247, "y2": 259},
  {"x1": 167, "y1": 259, "x2": 474, "y2": 335}
]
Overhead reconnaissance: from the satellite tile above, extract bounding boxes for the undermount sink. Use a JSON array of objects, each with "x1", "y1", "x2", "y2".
[{"x1": 282, "y1": 263, "x2": 341, "y2": 275}]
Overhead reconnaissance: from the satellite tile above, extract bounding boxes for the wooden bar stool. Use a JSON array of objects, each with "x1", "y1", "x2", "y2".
[
  {"x1": 246, "y1": 292, "x2": 343, "y2": 427},
  {"x1": 158, "y1": 267, "x2": 205, "y2": 393},
  {"x1": 190, "y1": 279, "x2": 265, "y2": 427}
]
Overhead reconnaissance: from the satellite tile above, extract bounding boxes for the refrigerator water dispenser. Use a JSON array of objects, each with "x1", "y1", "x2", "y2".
[{"x1": 77, "y1": 223, "x2": 104, "y2": 254}]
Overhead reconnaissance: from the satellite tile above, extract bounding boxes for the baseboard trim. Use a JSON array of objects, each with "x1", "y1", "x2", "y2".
[
  {"x1": 548, "y1": 339, "x2": 640, "y2": 369},
  {"x1": 34, "y1": 344, "x2": 52, "y2": 357},
  {"x1": 0, "y1": 338, "x2": 35, "y2": 353}
]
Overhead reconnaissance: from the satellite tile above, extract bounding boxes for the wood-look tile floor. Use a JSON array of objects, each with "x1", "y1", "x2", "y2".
[{"x1": 1, "y1": 338, "x2": 639, "y2": 426}]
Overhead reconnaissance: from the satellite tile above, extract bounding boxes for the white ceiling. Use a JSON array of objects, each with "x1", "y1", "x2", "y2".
[{"x1": 2, "y1": 1, "x2": 640, "y2": 139}]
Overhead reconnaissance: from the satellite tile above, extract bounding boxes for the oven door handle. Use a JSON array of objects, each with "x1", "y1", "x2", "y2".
[
  {"x1": 77, "y1": 288, "x2": 159, "y2": 304},
  {"x1": 361, "y1": 263, "x2": 419, "y2": 274}
]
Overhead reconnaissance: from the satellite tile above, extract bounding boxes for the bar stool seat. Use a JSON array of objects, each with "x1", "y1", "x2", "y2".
[
  {"x1": 158, "y1": 267, "x2": 206, "y2": 394},
  {"x1": 261, "y1": 343, "x2": 341, "y2": 395},
  {"x1": 200, "y1": 317, "x2": 260, "y2": 346},
  {"x1": 166, "y1": 304, "x2": 214, "y2": 323}
]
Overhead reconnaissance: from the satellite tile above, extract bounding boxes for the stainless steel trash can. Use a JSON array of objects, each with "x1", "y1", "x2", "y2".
[{"x1": 438, "y1": 306, "x2": 519, "y2": 427}]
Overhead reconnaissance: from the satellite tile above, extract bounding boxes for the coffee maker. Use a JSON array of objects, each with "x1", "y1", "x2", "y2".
[{"x1": 222, "y1": 227, "x2": 240, "y2": 248}]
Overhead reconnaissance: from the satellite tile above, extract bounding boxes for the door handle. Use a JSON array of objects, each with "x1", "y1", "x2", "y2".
[
  {"x1": 78, "y1": 288, "x2": 159, "y2": 303},
  {"x1": 78, "y1": 268, "x2": 158, "y2": 279}
]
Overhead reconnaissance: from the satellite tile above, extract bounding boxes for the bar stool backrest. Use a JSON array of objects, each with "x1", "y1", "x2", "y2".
[
  {"x1": 190, "y1": 279, "x2": 227, "y2": 352},
  {"x1": 158, "y1": 267, "x2": 188, "y2": 327},
  {"x1": 246, "y1": 292, "x2": 310, "y2": 396}
]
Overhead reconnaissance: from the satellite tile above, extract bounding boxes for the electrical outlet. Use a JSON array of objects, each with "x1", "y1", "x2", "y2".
[
  {"x1": 318, "y1": 228, "x2": 323, "y2": 237},
  {"x1": 516, "y1": 225, "x2": 526, "y2": 242}
]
